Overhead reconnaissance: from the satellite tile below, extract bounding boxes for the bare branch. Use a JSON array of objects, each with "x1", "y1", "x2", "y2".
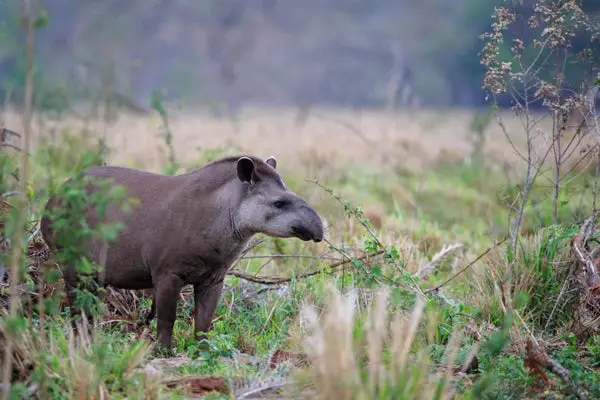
[
  {"x1": 0, "y1": 192, "x2": 19, "y2": 200},
  {"x1": 0, "y1": 143, "x2": 24, "y2": 152},
  {"x1": 0, "y1": 128, "x2": 21, "y2": 139},
  {"x1": 228, "y1": 250, "x2": 385, "y2": 285},
  {"x1": 526, "y1": 339, "x2": 589, "y2": 400},
  {"x1": 239, "y1": 254, "x2": 340, "y2": 262},
  {"x1": 495, "y1": 114, "x2": 528, "y2": 162},
  {"x1": 236, "y1": 381, "x2": 291, "y2": 399},
  {"x1": 424, "y1": 237, "x2": 508, "y2": 295}
]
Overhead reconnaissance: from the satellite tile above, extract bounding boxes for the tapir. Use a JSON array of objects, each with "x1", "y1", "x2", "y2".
[{"x1": 40, "y1": 155, "x2": 324, "y2": 350}]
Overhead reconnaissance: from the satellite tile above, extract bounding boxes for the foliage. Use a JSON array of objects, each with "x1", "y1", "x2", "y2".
[
  {"x1": 40, "y1": 149, "x2": 138, "y2": 321},
  {"x1": 0, "y1": 1, "x2": 598, "y2": 111},
  {"x1": 1, "y1": 1, "x2": 600, "y2": 399}
]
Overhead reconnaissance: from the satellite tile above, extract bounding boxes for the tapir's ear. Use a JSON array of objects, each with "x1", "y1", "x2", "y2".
[
  {"x1": 236, "y1": 156, "x2": 255, "y2": 184},
  {"x1": 265, "y1": 155, "x2": 277, "y2": 170}
]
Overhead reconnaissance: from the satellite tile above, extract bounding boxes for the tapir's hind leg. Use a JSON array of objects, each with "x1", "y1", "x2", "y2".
[
  {"x1": 60, "y1": 264, "x2": 84, "y2": 329},
  {"x1": 61, "y1": 262, "x2": 100, "y2": 335},
  {"x1": 154, "y1": 273, "x2": 185, "y2": 353}
]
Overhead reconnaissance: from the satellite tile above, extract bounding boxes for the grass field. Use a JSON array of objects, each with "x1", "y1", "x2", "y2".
[
  {"x1": 1, "y1": 105, "x2": 600, "y2": 399},
  {"x1": 0, "y1": 106, "x2": 545, "y2": 171}
]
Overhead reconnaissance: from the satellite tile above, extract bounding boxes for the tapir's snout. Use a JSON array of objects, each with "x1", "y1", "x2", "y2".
[
  {"x1": 311, "y1": 218, "x2": 324, "y2": 242},
  {"x1": 292, "y1": 204, "x2": 324, "y2": 242}
]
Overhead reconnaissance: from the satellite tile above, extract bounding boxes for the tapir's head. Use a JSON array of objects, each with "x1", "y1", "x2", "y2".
[{"x1": 234, "y1": 156, "x2": 324, "y2": 242}]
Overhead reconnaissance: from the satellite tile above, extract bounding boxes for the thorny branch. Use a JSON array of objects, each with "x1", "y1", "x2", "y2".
[{"x1": 307, "y1": 179, "x2": 387, "y2": 251}]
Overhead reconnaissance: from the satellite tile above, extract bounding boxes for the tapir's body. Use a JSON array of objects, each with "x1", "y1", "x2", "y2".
[{"x1": 41, "y1": 155, "x2": 324, "y2": 351}]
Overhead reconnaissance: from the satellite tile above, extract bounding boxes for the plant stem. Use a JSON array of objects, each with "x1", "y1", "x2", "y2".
[{"x1": 2, "y1": 1, "x2": 34, "y2": 397}]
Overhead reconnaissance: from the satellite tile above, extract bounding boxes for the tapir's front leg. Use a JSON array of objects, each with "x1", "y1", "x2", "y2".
[{"x1": 193, "y1": 280, "x2": 224, "y2": 341}]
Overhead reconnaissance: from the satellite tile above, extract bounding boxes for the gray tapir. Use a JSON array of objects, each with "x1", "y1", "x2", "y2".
[{"x1": 40, "y1": 155, "x2": 324, "y2": 351}]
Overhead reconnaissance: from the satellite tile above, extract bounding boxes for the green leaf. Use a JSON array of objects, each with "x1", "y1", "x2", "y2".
[
  {"x1": 371, "y1": 265, "x2": 382, "y2": 277},
  {"x1": 384, "y1": 246, "x2": 400, "y2": 261}
]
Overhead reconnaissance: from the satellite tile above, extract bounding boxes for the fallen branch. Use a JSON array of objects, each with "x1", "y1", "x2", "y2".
[
  {"x1": 227, "y1": 250, "x2": 385, "y2": 285},
  {"x1": 424, "y1": 237, "x2": 508, "y2": 295},
  {"x1": 525, "y1": 338, "x2": 589, "y2": 400}
]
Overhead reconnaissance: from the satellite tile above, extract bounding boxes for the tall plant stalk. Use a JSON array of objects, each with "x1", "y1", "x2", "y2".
[{"x1": 1, "y1": 0, "x2": 35, "y2": 397}]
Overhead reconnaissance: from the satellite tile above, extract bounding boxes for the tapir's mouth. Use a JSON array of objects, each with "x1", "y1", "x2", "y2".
[{"x1": 292, "y1": 226, "x2": 322, "y2": 242}]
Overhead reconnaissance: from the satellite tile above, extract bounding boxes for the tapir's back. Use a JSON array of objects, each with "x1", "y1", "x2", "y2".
[
  {"x1": 41, "y1": 166, "x2": 175, "y2": 284},
  {"x1": 84, "y1": 165, "x2": 194, "y2": 240},
  {"x1": 59, "y1": 166, "x2": 183, "y2": 288}
]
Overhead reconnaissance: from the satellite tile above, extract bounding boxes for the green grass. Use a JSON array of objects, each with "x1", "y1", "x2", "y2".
[{"x1": 2, "y1": 129, "x2": 600, "y2": 399}]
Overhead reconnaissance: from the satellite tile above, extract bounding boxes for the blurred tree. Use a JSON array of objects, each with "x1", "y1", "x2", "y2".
[{"x1": 0, "y1": 0, "x2": 598, "y2": 111}]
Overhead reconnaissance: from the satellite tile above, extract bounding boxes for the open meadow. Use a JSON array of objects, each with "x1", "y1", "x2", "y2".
[
  {"x1": 1, "y1": 2, "x2": 600, "y2": 398},
  {"x1": 2, "y1": 103, "x2": 600, "y2": 399}
]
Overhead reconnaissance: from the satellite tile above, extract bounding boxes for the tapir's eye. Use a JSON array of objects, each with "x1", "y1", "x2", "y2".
[{"x1": 273, "y1": 200, "x2": 287, "y2": 209}]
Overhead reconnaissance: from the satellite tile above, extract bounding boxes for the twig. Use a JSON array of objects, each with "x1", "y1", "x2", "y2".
[
  {"x1": 239, "y1": 254, "x2": 339, "y2": 262},
  {"x1": 236, "y1": 381, "x2": 291, "y2": 399},
  {"x1": 308, "y1": 179, "x2": 386, "y2": 250},
  {"x1": 312, "y1": 113, "x2": 384, "y2": 158},
  {"x1": 1, "y1": 128, "x2": 22, "y2": 139},
  {"x1": 424, "y1": 237, "x2": 508, "y2": 295},
  {"x1": 227, "y1": 250, "x2": 385, "y2": 285},
  {"x1": 0, "y1": 192, "x2": 19, "y2": 200},
  {"x1": 0, "y1": 143, "x2": 25, "y2": 153},
  {"x1": 239, "y1": 238, "x2": 265, "y2": 258}
]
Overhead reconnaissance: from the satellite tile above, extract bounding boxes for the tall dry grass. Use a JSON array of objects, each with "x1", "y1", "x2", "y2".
[
  {"x1": 291, "y1": 285, "x2": 477, "y2": 400},
  {"x1": 0, "y1": 316, "x2": 159, "y2": 399},
  {"x1": 2, "y1": 106, "x2": 577, "y2": 177}
]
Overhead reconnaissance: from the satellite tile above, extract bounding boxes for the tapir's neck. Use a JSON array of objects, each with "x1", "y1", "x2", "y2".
[{"x1": 176, "y1": 176, "x2": 252, "y2": 266}]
